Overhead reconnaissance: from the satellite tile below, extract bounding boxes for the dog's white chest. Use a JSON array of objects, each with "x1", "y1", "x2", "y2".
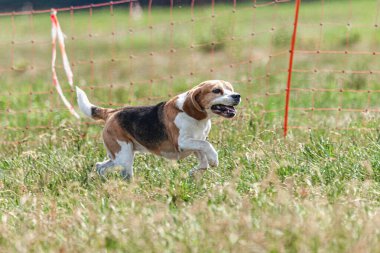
[{"x1": 174, "y1": 112, "x2": 211, "y2": 140}]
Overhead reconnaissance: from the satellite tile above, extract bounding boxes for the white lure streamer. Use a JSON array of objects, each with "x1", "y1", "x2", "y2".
[{"x1": 51, "y1": 9, "x2": 80, "y2": 119}]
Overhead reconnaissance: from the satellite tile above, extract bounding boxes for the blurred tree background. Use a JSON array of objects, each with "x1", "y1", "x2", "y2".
[
  {"x1": 0, "y1": 0, "x2": 321, "y2": 12},
  {"x1": 0, "y1": 0, "x2": 255, "y2": 12}
]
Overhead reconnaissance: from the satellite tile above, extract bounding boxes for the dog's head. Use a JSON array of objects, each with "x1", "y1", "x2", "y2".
[{"x1": 183, "y1": 80, "x2": 241, "y2": 120}]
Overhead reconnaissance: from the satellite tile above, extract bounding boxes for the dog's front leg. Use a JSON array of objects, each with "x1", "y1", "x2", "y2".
[
  {"x1": 189, "y1": 151, "x2": 209, "y2": 176},
  {"x1": 195, "y1": 151, "x2": 209, "y2": 169},
  {"x1": 179, "y1": 139, "x2": 218, "y2": 167}
]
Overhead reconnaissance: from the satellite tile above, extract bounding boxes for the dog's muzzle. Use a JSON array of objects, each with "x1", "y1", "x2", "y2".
[{"x1": 211, "y1": 93, "x2": 241, "y2": 118}]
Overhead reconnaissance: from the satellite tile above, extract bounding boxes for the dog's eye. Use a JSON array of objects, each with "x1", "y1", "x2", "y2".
[{"x1": 212, "y1": 88, "x2": 222, "y2": 94}]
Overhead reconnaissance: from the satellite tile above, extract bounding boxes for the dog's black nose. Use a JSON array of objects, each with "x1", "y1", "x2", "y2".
[{"x1": 231, "y1": 94, "x2": 241, "y2": 99}]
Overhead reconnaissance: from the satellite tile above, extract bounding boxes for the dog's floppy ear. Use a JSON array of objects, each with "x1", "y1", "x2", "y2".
[{"x1": 183, "y1": 87, "x2": 207, "y2": 120}]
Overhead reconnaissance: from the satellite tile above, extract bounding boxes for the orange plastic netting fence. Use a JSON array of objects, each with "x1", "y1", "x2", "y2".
[
  {"x1": 1, "y1": 0, "x2": 379, "y2": 145},
  {"x1": 285, "y1": 0, "x2": 380, "y2": 134}
]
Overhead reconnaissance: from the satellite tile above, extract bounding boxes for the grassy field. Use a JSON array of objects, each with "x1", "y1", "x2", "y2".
[{"x1": 1, "y1": 0, "x2": 380, "y2": 252}]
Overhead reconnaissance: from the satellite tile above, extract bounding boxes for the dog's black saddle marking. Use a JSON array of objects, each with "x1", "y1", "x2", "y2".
[{"x1": 116, "y1": 102, "x2": 168, "y2": 150}]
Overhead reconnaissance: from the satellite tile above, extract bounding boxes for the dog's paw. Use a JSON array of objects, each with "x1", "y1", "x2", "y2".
[
  {"x1": 209, "y1": 158, "x2": 219, "y2": 167},
  {"x1": 208, "y1": 151, "x2": 219, "y2": 167},
  {"x1": 95, "y1": 162, "x2": 105, "y2": 176}
]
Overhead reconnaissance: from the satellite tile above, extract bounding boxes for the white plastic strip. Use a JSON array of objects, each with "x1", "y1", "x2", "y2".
[{"x1": 51, "y1": 9, "x2": 79, "y2": 118}]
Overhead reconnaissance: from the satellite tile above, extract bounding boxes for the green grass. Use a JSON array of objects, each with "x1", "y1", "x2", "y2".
[
  {"x1": 1, "y1": 113, "x2": 380, "y2": 252},
  {"x1": 1, "y1": 0, "x2": 380, "y2": 252}
]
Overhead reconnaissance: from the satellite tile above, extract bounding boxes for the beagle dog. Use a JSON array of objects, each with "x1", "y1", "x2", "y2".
[{"x1": 76, "y1": 80, "x2": 241, "y2": 179}]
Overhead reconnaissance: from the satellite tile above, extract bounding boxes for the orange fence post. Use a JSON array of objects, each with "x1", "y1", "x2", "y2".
[{"x1": 283, "y1": 0, "x2": 301, "y2": 137}]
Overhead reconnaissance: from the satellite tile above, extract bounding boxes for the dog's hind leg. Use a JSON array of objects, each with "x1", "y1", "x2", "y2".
[
  {"x1": 113, "y1": 140, "x2": 135, "y2": 180},
  {"x1": 102, "y1": 121, "x2": 135, "y2": 179}
]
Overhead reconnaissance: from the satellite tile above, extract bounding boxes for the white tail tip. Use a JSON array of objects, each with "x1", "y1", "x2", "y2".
[{"x1": 76, "y1": 86, "x2": 94, "y2": 117}]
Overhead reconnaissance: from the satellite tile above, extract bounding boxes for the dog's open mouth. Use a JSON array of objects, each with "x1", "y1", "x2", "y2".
[{"x1": 211, "y1": 104, "x2": 236, "y2": 118}]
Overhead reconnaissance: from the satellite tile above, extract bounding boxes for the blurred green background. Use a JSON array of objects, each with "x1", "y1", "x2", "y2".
[{"x1": 1, "y1": 0, "x2": 380, "y2": 144}]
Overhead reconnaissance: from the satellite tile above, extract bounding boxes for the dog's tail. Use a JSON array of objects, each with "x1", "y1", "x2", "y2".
[{"x1": 76, "y1": 86, "x2": 113, "y2": 121}]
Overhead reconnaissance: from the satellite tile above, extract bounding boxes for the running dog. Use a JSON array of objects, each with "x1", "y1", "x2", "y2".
[{"x1": 76, "y1": 80, "x2": 241, "y2": 179}]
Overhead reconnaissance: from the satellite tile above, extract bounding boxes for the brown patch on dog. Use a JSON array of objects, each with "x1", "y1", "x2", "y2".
[
  {"x1": 182, "y1": 85, "x2": 208, "y2": 120},
  {"x1": 161, "y1": 97, "x2": 181, "y2": 152},
  {"x1": 102, "y1": 113, "x2": 132, "y2": 158}
]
